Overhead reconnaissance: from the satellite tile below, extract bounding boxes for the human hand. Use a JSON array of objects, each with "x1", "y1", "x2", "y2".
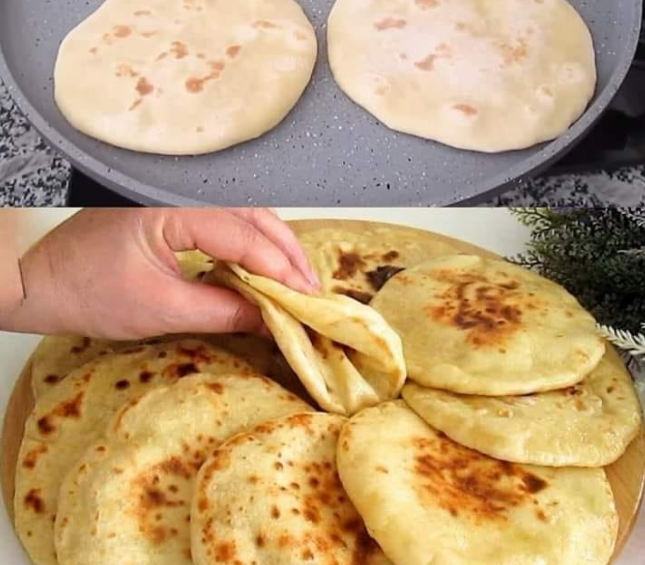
[{"x1": 1, "y1": 208, "x2": 319, "y2": 339}]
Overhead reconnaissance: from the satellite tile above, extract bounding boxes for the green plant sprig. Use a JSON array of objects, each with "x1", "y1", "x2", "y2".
[{"x1": 510, "y1": 208, "x2": 645, "y2": 365}]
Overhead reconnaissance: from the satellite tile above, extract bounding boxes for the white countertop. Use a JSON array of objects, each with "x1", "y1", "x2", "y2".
[{"x1": 0, "y1": 209, "x2": 642, "y2": 564}]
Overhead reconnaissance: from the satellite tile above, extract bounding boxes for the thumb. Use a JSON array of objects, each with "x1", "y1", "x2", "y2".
[{"x1": 158, "y1": 279, "x2": 265, "y2": 335}]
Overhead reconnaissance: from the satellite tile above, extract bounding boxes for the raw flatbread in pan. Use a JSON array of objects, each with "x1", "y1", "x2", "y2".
[
  {"x1": 327, "y1": 0, "x2": 596, "y2": 152},
  {"x1": 298, "y1": 225, "x2": 458, "y2": 303},
  {"x1": 192, "y1": 412, "x2": 392, "y2": 565},
  {"x1": 54, "y1": 373, "x2": 311, "y2": 565},
  {"x1": 337, "y1": 401, "x2": 618, "y2": 565},
  {"x1": 14, "y1": 339, "x2": 254, "y2": 565},
  {"x1": 207, "y1": 264, "x2": 406, "y2": 415},
  {"x1": 54, "y1": 0, "x2": 317, "y2": 155},
  {"x1": 403, "y1": 348, "x2": 643, "y2": 466},
  {"x1": 371, "y1": 255, "x2": 605, "y2": 395}
]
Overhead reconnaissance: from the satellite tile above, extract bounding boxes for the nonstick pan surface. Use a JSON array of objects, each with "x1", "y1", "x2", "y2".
[{"x1": 0, "y1": 0, "x2": 642, "y2": 206}]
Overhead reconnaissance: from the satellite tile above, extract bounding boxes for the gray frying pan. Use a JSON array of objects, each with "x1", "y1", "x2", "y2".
[{"x1": 0, "y1": 0, "x2": 642, "y2": 206}]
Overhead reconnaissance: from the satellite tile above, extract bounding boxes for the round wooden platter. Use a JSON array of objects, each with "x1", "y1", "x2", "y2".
[{"x1": 1, "y1": 218, "x2": 644, "y2": 564}]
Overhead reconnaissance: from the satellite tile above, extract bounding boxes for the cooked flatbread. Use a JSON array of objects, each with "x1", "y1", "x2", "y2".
[
  {"x1": 403, "y1": 348, "x2": 642, "y2": 466},
  {"x1": 54, "y1": 0, "x2": 317, "y2": 155},
  {"x1": 175, "y1": 250, "x2": 214, "y2": 281},
  {"x1": 31, "y1": 336, "x2": 118, "y2": 398},
  {"x1": 298, "y1": 225, "x2": 458, "y2": 303},
  {"x1": 15, "y1": 339, "x2": 255, "y2": 565},
  {"x1": 327, "y1": 0, "x2": 596, "y2": 152},
  {"x1": 54, "y1": 373, "x2": 311, "y2": 565},
  {"x1": 207, "y1": 263, "x2": 406, "y2": 415},
  {"x1": 30, "y1": 332, "x2": 275, "y2": 399},
  {"x1": 371, "y1": 255, "x2": 605, "y2": 395},
  {"x1": 337, "y1": 401, "x2": 618, "y2": 565},
  {"x1": 192, "y1": 412, "x2": 393, "y2": 565}
]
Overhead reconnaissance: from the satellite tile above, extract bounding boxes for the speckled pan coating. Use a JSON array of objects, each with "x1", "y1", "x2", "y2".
[{"x1": 0, "y1": 0, "x2": 641, "y2": 206}]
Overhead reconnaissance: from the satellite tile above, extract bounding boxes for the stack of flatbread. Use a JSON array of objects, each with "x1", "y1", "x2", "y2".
[{"x1": 9, "y1": 227, "x2": 643, "y2": 565}]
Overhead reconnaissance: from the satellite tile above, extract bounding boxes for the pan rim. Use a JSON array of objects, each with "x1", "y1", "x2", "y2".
[{"x1": 0, "y1": 1, "x2": 642, "y2": 206}]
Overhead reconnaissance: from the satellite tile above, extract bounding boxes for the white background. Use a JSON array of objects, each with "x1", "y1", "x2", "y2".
[{"x1": 0, "y1": 209, "x2": 642, "y2": 564}]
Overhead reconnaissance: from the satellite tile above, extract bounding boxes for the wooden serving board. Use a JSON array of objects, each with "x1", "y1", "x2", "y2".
[{"x1": 1, "y1": 219, "x2": 644, "y2": 564}]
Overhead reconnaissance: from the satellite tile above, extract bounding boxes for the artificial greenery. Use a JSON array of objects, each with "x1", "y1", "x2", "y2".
[{"x1": 511, "y1": 208, "x2": 645, "y2": 363}]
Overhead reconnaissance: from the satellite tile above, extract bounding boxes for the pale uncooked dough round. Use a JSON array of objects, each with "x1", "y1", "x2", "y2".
[
  {"x1": 327, "y1": 0, "x2": 596, "y2": 152},
  {"x1": 54, "y1": 0, "x2": 317, "y2": 155}
]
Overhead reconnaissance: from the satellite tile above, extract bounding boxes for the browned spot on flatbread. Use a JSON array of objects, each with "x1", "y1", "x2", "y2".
[
  {"x1": 134, "y1": 10, "x2": 152, "y2": 16},
  {"x1": 374, "y1": 18, "x2": 407, "y2": 31},
  {"x1": 47, "y1": 391, "x2": 85, "y2": 424},
  {"x1": 175, "y1": 362, "x2": 199, "y2": 377},
  {"x1": 22, "y1": 445, "x2": 48, "y2": 469},
  {"x1": 133, "y1": 466, "x2": 191, "y2": 544},
  {"x1": 129, "y1": 99, "x2": 143, "y2": 111},
  {"x1": 89, "y1": 47, "x2": 98, "y2": 55},
  {"x1": 366, "y1": 265, "x2": 405, "y2": 291},
  {"x1": 113, "y1": 25, "x2": 132, "y2": 38},
  {"x1": 71, "y1": 337, "x2": 92, "y2": 355},
  {"x1": 186, "y1": 77, "x2": 206, "y2": 93},
  {"x1": 207, "y1": 382, "x2": 225, "y2": 395},
  {"x1": 226, "y1": 45, "x2": 241, "y2": 58},
  {"x1": 333, "y1": 251, "x2": 367, "y2": 280},
  {"x1": 333, "y1": 287, "x2": 373, "y2": 305},
  {"x1": 415, "y1": 0, "x2": 439, "y2": 8},
  {"x1": 415, "y1": 54, "x2": 438, "y2": 71},
  {"x1": 294, "y1": 31, "x2": 307, "y2": 41},
  {"x1": 170, "y1": 41, "x2": 189, "y2": 59},
  {"x1": 426, "y1": 272, "x2": 526, "y2": 347},
  {"x1": 382, "y1": 250, "x2": 399, "y2": 262},
  {"x1": 253, "y1": 20, "x2": 279, "y2": 29},
  {"x1": 497, "y1": 39, "x2": 529, "y2": 66},
  {"x1": 24, "y1": 489, "x2": 46, "y2": 513},
  {"x1": 156, "y1": 52, "x2": 169, "y2": 61},
  {"x1": 37, "y1": 416, "x2": 55, "y2": 435},
  {"x1": 215, "y1": 540, "x2": 237, "y2": 561},
  {"x1": 44, "y1": 374, "x2": 60, "y2": 385},
  {"x1": 185, "y1": 62, "x2": 224, "y2": 93},
  {"x1": 115, "y1": 379, "x2": 130, "y2": 390},
  {"x1": 158, "y1": 456, "x2": 193, "y2": 479},
  {"x1": 141, "y1": 31, "x2": 158, "y2": 38},
  {"x1": 453, "y1": 103, "x2": 478, "y2": 116},
  {"x1": 413, "y1": 434, "x2": 548, "y2": 522},
  {"x1": 116, "y1": 64, "x2": 138, "y2": 78},
  {"x1": 139, "y1": 370, "x2": 154, "y2": 383},
  {"x1": 136, "y1": 77, "x2": 154, "y2": 96}
]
